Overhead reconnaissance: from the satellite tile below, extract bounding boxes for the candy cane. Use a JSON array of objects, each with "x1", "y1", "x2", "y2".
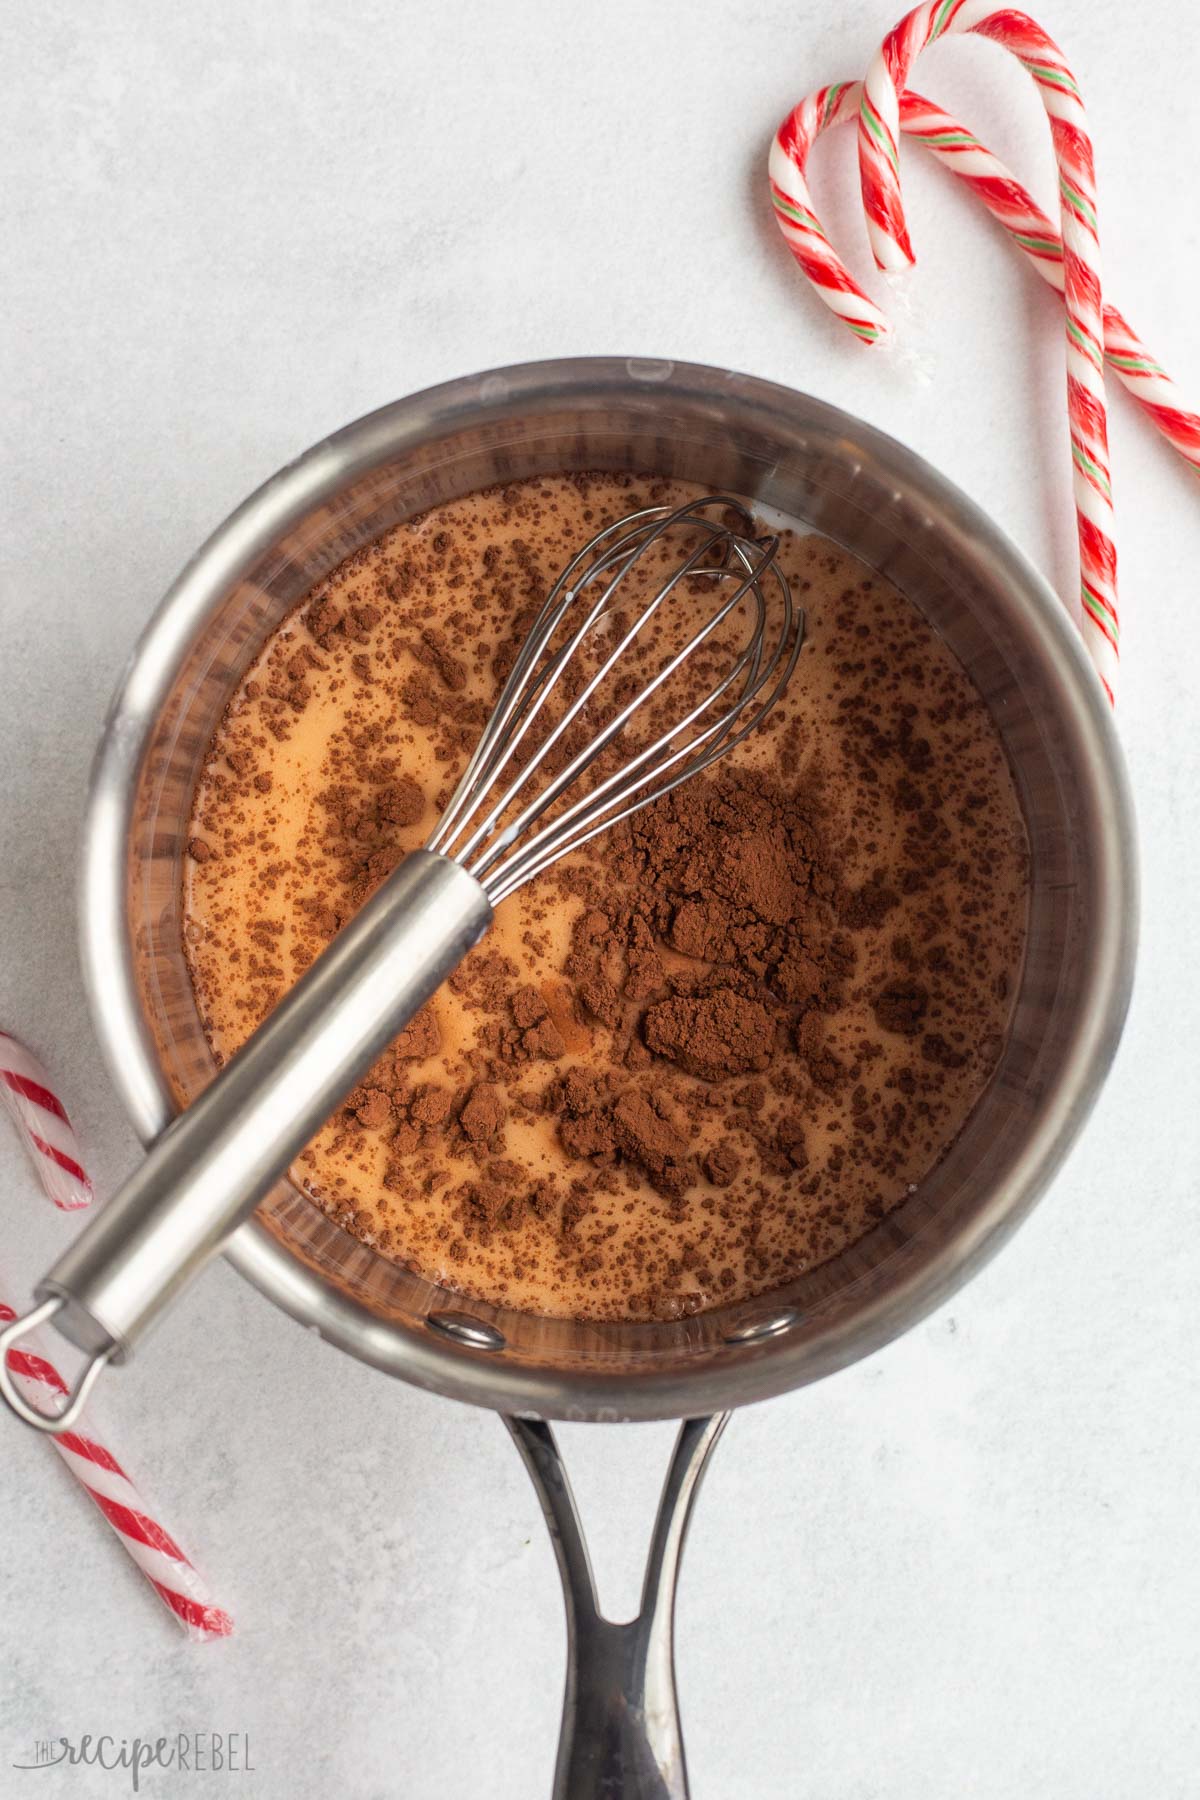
[
  {"x1": 771, "y1": 4, "x2": 1121, "y2": 705},
  {"x1": 2, "y1": 1027, "x2": 231, "y2": 1637},
  {"x1": 900, "y1": 93, "x2": 1200, "y2": 473},
  {"x1": 771, "y1": 83, "x2": 892, "y2": 346},
  {"x1": 1, "y1": 1298, "x2": 234, "y2": 1639},
  {"x1": 771, "y1": 84, "x2": 1200, "y2": 478},
  {"x1": 0, "y1": 1029, "x2": 93, "y2": 1209}
]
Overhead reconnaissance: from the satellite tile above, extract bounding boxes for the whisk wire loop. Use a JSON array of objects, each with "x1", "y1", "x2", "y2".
[
  {"x1": 426, "y1": 495, "x2": 804, "y2": 905},
  {"x1": 464, "y1": 533, "x2": 768, "y2": 881},
  {"x1": 433, "y1": 506, "x2": 734, "y2": 864}
]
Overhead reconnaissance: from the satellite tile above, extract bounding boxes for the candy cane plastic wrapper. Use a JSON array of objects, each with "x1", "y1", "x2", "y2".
[
  {"x1": 1, "y1": 1024, "x2": 232, "y2": 1638},
  {"x1": 0, "y1": 1298, "x2": 234, "y2": 1639},
  {"x1": 766, "y1": 1, "x2": 1185, "y2": 709},
  {"x1": 0, "y1": 1029, "x2": 93, "y2": 1209}
]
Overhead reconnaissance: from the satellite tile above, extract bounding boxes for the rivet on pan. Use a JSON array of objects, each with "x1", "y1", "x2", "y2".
[
  {"x1": 624, "y1": 356, "x2": 674, "y2": 383},
  {"x1": 427, "y1": 1311, "x2": 506, "y2": 1351},
  {"x1": 722, "y1": 1305, "x2": 803, "y2": 1345}
]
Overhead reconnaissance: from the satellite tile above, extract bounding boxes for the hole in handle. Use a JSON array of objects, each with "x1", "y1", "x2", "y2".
[{"x1": 0, "y1": 1296, "x2": 114, "y2": 1434}]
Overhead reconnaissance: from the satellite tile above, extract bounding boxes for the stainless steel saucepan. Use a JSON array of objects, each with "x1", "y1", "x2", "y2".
[{"x1": 53, "y1": 359, "x2": 1138, "y2": 1795}]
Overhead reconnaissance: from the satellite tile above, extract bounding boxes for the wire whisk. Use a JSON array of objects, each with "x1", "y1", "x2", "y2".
[
  {"x1": 427, "y1": 495, "x2": 804, "y2": 902},
  {"x1": 0, "y1": 492, "x2": 805, "y2": 1431}
]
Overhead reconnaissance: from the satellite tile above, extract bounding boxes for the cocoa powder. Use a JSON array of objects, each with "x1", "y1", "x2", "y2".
[{"x1": 183, "y1": 470, "x2": 1029, "y2": 1323}]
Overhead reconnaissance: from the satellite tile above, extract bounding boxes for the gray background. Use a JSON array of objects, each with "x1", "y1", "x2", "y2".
[{"x1": 2, "y1": 2, "x2": 1198, "y2": 1795}]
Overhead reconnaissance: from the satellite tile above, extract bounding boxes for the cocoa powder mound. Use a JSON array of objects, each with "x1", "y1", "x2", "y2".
[
  {"x1": 643, "y1": 989, "x2": 775, "y2": 1080},
  {"x1": 394, "y1": 1005, "x2": 441, "y2": 1061},
  {"x1": 528, "y1": 765, "x2": 872, "y2": 1200},
  {"x1": 557, "y1": 766, "x2": 845, "y2": 1040},
  {"x1": 460, "y1": 1082, "x2": 506, "y2": 1143},
  {"x1": 548, "y1": 1070, "x2": 697, "y2": 1199},
  {"x1": 611, "y1": 1093, "x2": 695, "y2": 1197}
]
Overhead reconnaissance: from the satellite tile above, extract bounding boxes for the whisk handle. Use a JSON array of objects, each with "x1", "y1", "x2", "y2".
[{"x1": 18, "y1": 852, "x2": 490, "y2": 1401}]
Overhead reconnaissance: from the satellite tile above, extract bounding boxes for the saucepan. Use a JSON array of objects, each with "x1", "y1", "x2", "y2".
[{"x1": 61, "y1": 358, "x2": 1136, "y2": 1795}]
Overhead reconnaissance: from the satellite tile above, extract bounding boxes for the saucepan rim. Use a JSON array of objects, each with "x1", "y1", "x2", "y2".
[{"x1": 78, "y1": 355, "x2": 1138, "y2": 1420}]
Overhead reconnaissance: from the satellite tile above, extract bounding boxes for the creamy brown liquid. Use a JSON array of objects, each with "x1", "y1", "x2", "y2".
[{"x1": 183, "y1": 473, "x2": 1028, "y2": 1321}]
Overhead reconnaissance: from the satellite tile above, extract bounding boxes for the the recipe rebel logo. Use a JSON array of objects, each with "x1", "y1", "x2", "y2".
[{"x1": 11, "y1": 1734, "x2": 255, "y2": 1790}]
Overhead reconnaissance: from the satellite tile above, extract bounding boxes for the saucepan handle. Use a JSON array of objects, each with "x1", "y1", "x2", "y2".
[{"x1": 505, "y1": 1411, "x2": 729, "y2": 1800}]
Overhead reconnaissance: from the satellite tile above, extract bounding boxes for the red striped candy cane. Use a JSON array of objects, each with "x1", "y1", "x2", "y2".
[
  {"x1": 0, "y1": 1029, "x2": 93, "y2": 1210},
  {"x1": 865, "y1": 3, "x2": 1116, "y2": 698},
  {"x1": 2, "y1": 1027, "x2": 231, "y2": 1637},
  {"x1": 771, "y1": 4, "x2": 1120, "y2": 705},
  {"x1": 899, "y1": 93, "x2": 1200, "y2": 474},
  {"x1": 771, "y1": 86, "x2": 1200, "y2": 472},
  {"x1": 1, "y1": 1299, "x2": 234, "y2": 1639},
  {"x1": 771, "y1": 83, "x2": 893, "y2": 346}
]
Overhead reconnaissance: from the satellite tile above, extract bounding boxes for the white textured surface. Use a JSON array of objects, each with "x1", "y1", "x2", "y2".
[{"x1": 2, "y1": 3, "x2": 1199, "y2": 1795}]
